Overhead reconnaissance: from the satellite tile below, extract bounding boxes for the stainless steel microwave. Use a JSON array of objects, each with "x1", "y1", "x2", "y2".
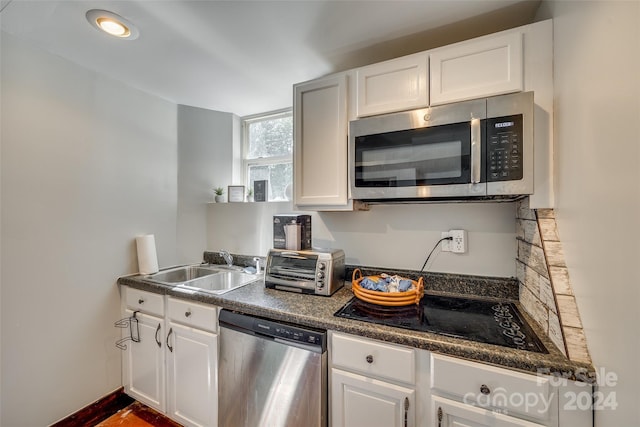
[{"x1": 349, "y1": 91, "x2": 534, "y2": 201}]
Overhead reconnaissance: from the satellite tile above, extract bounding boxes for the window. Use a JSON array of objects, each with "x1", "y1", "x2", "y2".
[{"x1": 242, "y1": 109, "x2": 293, "y2": 201}]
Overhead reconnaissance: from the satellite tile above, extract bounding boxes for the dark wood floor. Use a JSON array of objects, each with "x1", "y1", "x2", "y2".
[{"x1": 94, "y1": 401, "x2": 182, "y2": 427}]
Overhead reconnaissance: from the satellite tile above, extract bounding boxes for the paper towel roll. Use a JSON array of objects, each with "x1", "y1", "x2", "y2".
[
  {"x1": 136, "y1": 234, "x2": 159, "y2": 274},
  {"x1": 284, "y1": 223, "x2": 301, "y2": 250}
]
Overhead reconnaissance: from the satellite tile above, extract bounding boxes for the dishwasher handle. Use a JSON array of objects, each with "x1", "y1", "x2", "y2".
[{"x1": 219, "y1": 309, "x2": 327, "y2": 353}]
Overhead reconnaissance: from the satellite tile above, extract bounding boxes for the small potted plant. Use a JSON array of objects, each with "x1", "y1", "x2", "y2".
[
  {"x1": 213, "y1": 187, "x2": 225, "y2": 203},
  {"x1": 246, "y1": 188, "x2": 254, "y2": 202}
]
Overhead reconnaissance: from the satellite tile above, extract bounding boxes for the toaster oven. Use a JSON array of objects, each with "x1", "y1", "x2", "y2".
[{"x1": 264, "y1": 248, "x2": 345, "y2": 296}]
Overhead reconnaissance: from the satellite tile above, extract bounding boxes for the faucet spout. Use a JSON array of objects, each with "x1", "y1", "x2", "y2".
[
  {"x1": 253, "y1": 257, "x2": 262, "y2": 273},
  {"x1": 219, "y1": 250, "x2": 233, "y2": 267}
]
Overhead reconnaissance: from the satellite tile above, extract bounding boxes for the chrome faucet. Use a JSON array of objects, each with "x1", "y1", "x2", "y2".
[
  {"x1": 219, "y1": 250, "x2": 233, "y2": 267},
  {"x1": 253, "y1": 257, "x2": 262, "y2": 273}
]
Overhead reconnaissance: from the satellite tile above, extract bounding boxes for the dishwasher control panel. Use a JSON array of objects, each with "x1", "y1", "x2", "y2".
[
  {"x1": 259, "y1": 320, "x2": 323, "y2": 346},
  {"x1": 219, "y1": 309, "x2": 327, "y2": 352}
]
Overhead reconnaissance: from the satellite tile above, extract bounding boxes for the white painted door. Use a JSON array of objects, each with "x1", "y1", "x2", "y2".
[
  {"x1": 331, "y1": 368, "x2": 415, "y2": 427},
  {"x1": 430, "y1": 31, "x2": 523, "y2": 105},
  {"x1": 123, "y1": 309, "x2": 165, "y2": 412},
  {"x1": 166, "y1": 322, "x2": 218, "y2": 427},
  {"x1": 356, "y1": 53, "x2": 428, "y2": 117},
  {"x1": 432, "y1": 396, "x2": 545, "y2": 427},
  {"x1": 293, "y1": 74, "x2": 349, "y2": 208}
]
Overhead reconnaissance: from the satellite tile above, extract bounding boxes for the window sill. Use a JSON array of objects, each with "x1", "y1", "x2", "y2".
[{"x1": 207, "y1": 200, "x2": 292, "y2": 205}]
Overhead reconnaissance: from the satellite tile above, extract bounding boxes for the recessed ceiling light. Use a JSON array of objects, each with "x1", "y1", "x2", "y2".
[{"x1": 86, "y1": 9, "x2": 139, "y2": 40}]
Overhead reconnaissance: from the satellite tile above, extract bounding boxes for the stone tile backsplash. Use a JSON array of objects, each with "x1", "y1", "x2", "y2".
[{"x1": 516, "y1": 198, "x2": 591, "y2": 364}]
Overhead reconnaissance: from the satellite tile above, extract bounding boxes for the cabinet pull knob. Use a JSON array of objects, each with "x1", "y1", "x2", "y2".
[
  {"x1": 155, "y1": 323, "x2": 161, "y2": 348},
  {"x1": 437, "y1": 406, "x2": 443, "y2": 427},
  {"x1": 480, "y1": 384, "x2": 491, "y2": 395},
  {"x1": 138, "y1": 298, "x2": 144, "y2": 304},
  {"x1": 167, "y1": 327, "x2": 173, "y2": 352},
  {"x1": 404, "y1": 397, "x2": 409, "y2": 427},
  {"x1": 366, "y1": 355, "x2": 374, "y2": 364},
  {"x1": 185, "y1": 310, "x2": 192, "y2": 318}
]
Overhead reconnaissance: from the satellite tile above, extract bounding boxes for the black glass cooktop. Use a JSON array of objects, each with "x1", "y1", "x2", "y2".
[{"x1": 334, "y1": 294, "x2": 547, "y2": 353}]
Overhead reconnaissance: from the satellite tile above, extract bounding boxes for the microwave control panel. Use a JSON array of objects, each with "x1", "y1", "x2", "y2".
[{"x1": 486, "y1": 114, "x2": 523, "y2": 182}]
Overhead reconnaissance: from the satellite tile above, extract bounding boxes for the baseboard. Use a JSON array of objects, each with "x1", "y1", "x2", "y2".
[{"x1": 50, "y1": 387, "x2": 134, "y2": 427}]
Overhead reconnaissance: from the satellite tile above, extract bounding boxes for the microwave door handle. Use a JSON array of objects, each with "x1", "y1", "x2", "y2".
[{"x1": 470, "y1": 118, "x2": 481, "y2": 184}]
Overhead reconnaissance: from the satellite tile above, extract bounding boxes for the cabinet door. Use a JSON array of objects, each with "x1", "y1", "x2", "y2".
[
  {"x1": 293, "y1": 74, "x2": 349, "y2": 208},
  {"x1": 332, "y1": 368, "x2": 415, "y2": 427},
  {"x1": 166, "y1": 322, "x2": 218, "y2": 427},
  {"x1": 123, "y1": 310, "x2": 165, "y2": 412},
  {"x1": 356, "y1": 53, "x2": 428, "y2": 117},
  {"x1": 430, "y1": 31, "x2": 523, "y2": 105},
  {"x1": 432, "y1": 396, "x2": 545, "y2": 427}
]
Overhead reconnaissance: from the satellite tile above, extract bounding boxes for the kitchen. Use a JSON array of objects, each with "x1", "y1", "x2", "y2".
[{"x1": 1, "y1": 1, "x2": 638, "y2": 427}]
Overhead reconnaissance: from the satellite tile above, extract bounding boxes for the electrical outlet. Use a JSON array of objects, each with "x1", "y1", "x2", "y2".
[
  {"x1": 441, "y1": 231, "x2": 452, "y2": 252},
  {"x1": 441, "y1": 230, "x2": 467, "y2": 253},
  {"x1": 450, "y1": 229, "x2": 467, "y2": 253}
]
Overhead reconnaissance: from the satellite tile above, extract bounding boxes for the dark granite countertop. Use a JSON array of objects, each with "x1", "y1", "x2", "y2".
[{"x1": 117, "y1": 265, "x2": 595, "y2": 383}]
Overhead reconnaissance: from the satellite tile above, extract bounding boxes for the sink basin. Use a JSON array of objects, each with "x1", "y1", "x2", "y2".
[
  {"x1": 146, "y1": 266, "x2": 221, "y2": 283},
  {"x1": 144, "y1": 264, "x2": 261, "y2": 294},
  {"x1": 177, "y1": 271, "x2": 259, "y2": 294}
]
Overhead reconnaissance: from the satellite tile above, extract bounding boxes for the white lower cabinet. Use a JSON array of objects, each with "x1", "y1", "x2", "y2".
[
  {"x1": 431, "y1": 353, "x2": 551, "y2": 424},
  {"x1": 123, "y1": 309, "x2": 165, "y2": 411},
  {"x1": 332, "y1": 368, "x2": 414, "y2": 427},
  {"x1": 121, "y1": 287, "x2": 218, "y2": 427},
  {"x1": 330, "y1": 331, "x2": 418, "y2": 427},
  {"x1": 430, "y1": 353, "x2": 593, "y2": 427},
  {"x1": 432, "y1": 395, "x2": 544, "y2": 427},
  {"x1": 166, "y1": 322, "x2": 218, "y2": 427}
]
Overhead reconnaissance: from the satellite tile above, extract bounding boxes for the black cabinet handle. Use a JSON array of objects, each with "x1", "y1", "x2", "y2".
[
  {"x1": 166, "y1": 328, "x2": 173, "y2": 352},
  {"x1": 480, "y1": 384, "x2": 491, "y2": 395},
  {"x1": 138, "y1": 298, "x2": 144, "y2": 304},
  {"x1": 366, "y1": 354, "x2": 374, "y2": 364},
  {"x1": 437, "y1": 406, "x2": 443, "y2": 427},
  {"x1": 185, "y1": 310, "x2": 192, "y2": 318},
  {"x1": 155, "y1": 323, "x2": 161, "y2": 348},
  {"x1": 404, "y1": 397, "x2": 409, "y2": 427}
]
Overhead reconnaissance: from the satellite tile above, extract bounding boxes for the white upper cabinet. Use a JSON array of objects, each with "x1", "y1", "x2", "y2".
[
  {"x1": 292, "y1": 20, "x2": 553, "y2": 208},
  {"x1": 356, "y1": 53, "x2": 428, "y2": 117},
  {"x1": 429, "y1": 31, "x2": 524, "y2": 105},
  {"x1": 293, "y1": 74, "x2": 351, "y2": 209}
]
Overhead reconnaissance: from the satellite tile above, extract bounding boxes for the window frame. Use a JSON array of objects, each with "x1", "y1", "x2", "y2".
[{"x1": 241, "y1": 108, "x2": 293, "y2": 200}]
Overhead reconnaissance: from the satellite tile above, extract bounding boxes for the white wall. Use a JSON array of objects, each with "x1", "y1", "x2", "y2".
[
  {"x1": 177, "y1": 105, "x2": 238, "y2": 264},
  {"x1": 208, "y1": 201, "x2": 518, "y2": 277},
  {"x1": 0, "y1": 32, "x2": 178, "y2": 426},
  {"x1": 537, "y1": 1, "x2": 640, "y2": 425}
]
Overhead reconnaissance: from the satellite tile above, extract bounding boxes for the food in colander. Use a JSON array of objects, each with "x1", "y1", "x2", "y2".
[{"x1": 358, "y1": 273, "x2": 414, "y2": 293}]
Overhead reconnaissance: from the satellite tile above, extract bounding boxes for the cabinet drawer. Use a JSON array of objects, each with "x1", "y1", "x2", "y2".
[
  {"x1": 431, "y1": 354, "x2": 551, "y2": 422},
  {"x1": 167, "y1": 297, "x2": 217, "y2": 332},
  {"x1": 124, "y1": 288, "x2": 164, "y2": 316},
  {"x1": 331, "y1": 332, "x2": 415, "y2": 385}
]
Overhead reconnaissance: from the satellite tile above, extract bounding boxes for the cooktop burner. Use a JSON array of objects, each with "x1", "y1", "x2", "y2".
[{"x1": 334, "y1": 294, "x2": 547, "y2": 353}]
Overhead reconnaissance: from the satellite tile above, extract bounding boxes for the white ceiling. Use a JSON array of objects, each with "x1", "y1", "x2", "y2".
[{"x1": 0, "y1": 0, "x2": 538, "y2": 116}]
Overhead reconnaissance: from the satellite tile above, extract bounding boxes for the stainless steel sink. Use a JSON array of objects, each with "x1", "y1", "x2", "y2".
[
  {"x1": 144, "y1": 264, "x2": 261, "y2": 294},
  {"x1": 177, "y1": 271, "x2": 259, "y2": 294},
  {"x1": 146, "y1": 266, "x2": 221, "y2": 283}
]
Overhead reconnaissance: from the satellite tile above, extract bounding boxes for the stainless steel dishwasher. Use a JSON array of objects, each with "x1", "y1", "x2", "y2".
[{"x1": 218, "y1": 309, "x2": 327, "y2": 427}]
